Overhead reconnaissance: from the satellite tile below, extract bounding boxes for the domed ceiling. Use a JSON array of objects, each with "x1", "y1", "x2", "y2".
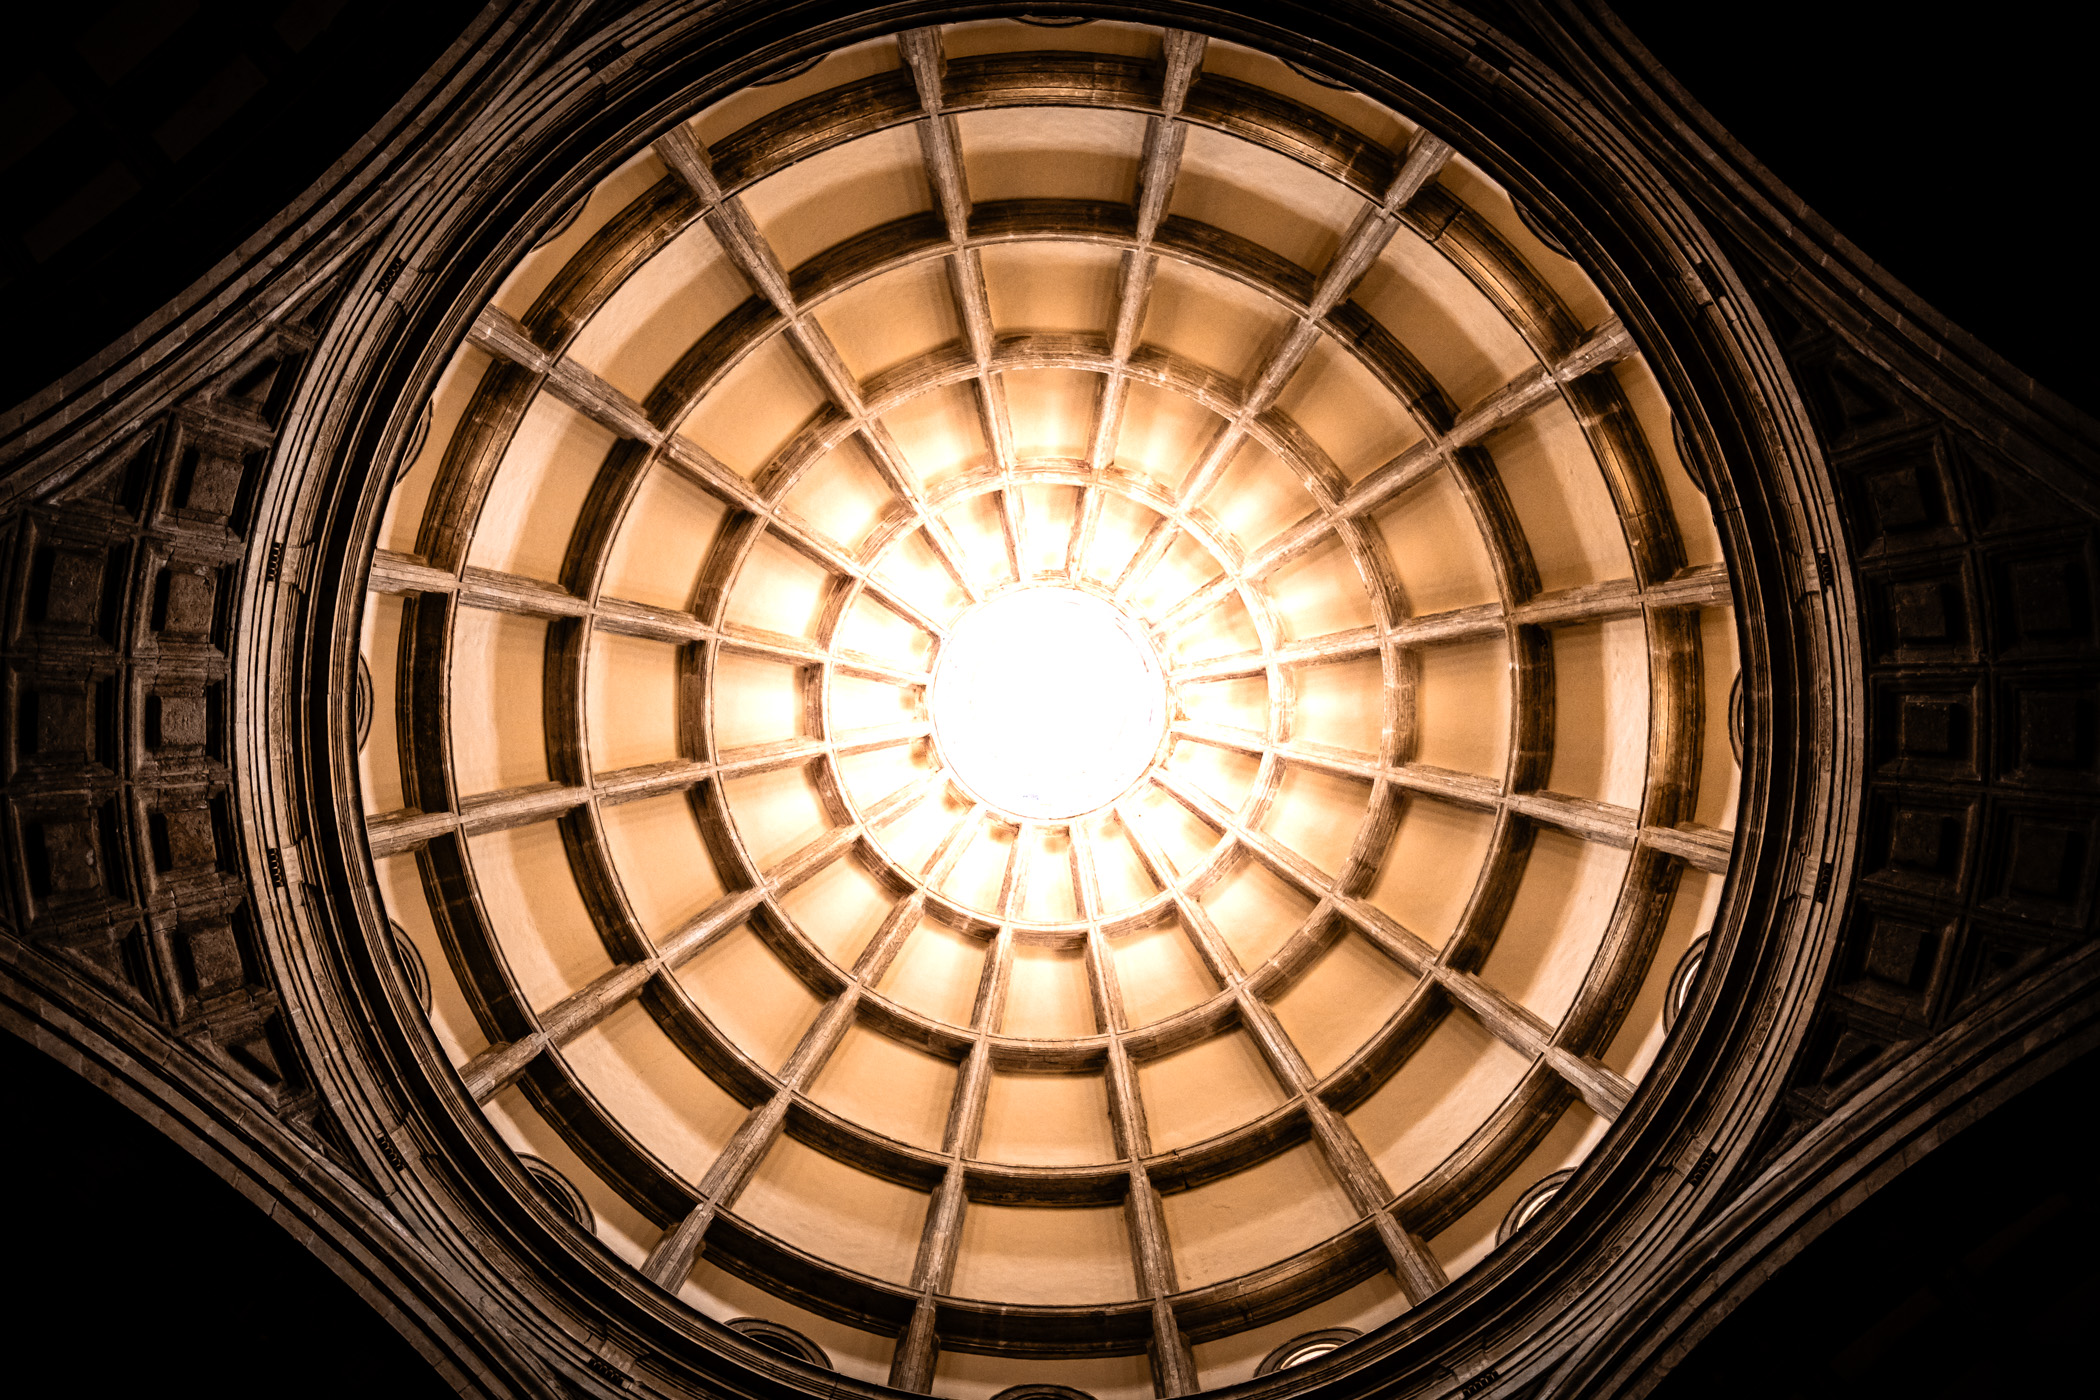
[{"x1": 357, "y1": 17, "x2": 1741, "y2": 1396}]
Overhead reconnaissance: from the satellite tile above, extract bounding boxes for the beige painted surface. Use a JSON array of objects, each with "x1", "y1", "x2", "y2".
[
  {"x1": 1078, "y1": 491, "x2": 1160, "y2": 585},
  {"x1": 1272, "y1": 333, "x2": 1423, "y2": 483},
  {"x1": 1347, "y1": 1009, "x2": 1531, "y2": 1193},
  {"x1": 838, "y1": 591, "x2": 934, "y2": 668},
  {"x1": 951, "y1": 1201, "x2": 1138, "y2": 1303},
  {"x1": 940, "y1": 490, "x2": 1015, "y2": 590},
  {"x1": 866, "y1": 538, "x2": 967, "y2": 650},
  {"x1": 563, "y1": 1000, "x2": 748, "y2": 1185},
  {"x1": 1021, "y1": 484, "x2": 1081, "y2": 578},
  {"x1": 781, "y1": 438, "x2": 899, "y2": 554},
  {"x1": 713, "y1": 651, "x2": 803, "y2": 750},
  {"x1": 881, "y1": 382, "x2": 992, "y2": 489},
  {"x1": 934, "y1": 1346, "x2": 1154, "y2": 1400},
  {"x1": 1269, "y1": 536, "x2": 1378, "y2": 640},
  {"x1": 1429, "y1": 1099, "x2": 1610, "y2": 1278},
  {"x1": 599, "y1": 792, "x2": 726, "y2": 939},
  {"x1": 491, "y1": 147, "x2": 668, "y2": 319},
  {"x1": 1127, "y1": 783, "x2": 1218, "y2": 876},
  {"x1": 672, "y1": 923, "x2": 824, "y2": 1072},
  {"x1": 1438, "y1": 153, "x2": 1613, "y2": 334},
  {"x1": 483, "y1": 1086, "x2": 655, "y2": 1268},
  {"x1": 741, "y1": 123, "x2": 931, "y2": 272},
  {"x1": 1171, "y1": 125, "x2": 1365, "y2": 275},
  {"x1": 1164, "y1": 740, "x2": 1259, "y2": 817},
  {"x1": 567, "y1": 218, "x2": 746, "y2": 402},
  {"x1": 1355, "y1": 223, "x2": 1537, "y2": 414},
  {"x1": 839, "y1": 739, "x2": 935, "y2": 817},
  {"x1": 1168, "y1": 591, "x2": 1262, "y2": 668},
  {"x1": 470, "y1": 821, "x2": 615, "y2": 1011},
  {"x1": 981, "y1": 240, "x2": 1121, "y2": 336},
  {"x1": 777, "y1": 854, "x2": 893, "y2": 968},
  {"x1": 1200, "y1": 39, "x2": 1415, "y2": 152},
  {"x1": 1111, "y1": 919, "x2": 1216, "y2": 1026},
  {"x1": 943, "y1": 819, "x2": 1014, "y2": 912},
  {"x1": 1366, "y1": 797, "x2": 1497, "y2": 950},
  {"x1": 1201, "y1": 856, "x2": 1317, "y2": 971},
  {"x1": 1003, "y1": 944, "x2": 1096, "y2": 1038},
  {"x1": 1613, "y1": 356, "x2": 1725, "y2": 567},
  {"x1": 681, "y1": 1256, "x2": 897, "y2": 1386},
  {"x1": 1375, "y1": 467, "x2": 1503, "y2": 615},
  {"x1": 1160, "y1": 1143, "x2": 1359, "y2": 1288},
  {"x1": 689, "y1": 36, "x2": 900, "y2": 149},
  {"x1": 1546, "y1": 617, "x2": 1651, "y2": 809},
  {"x1": 467, "y1": 391, "x2": 615, "y2": 582},
  {"x1": 1190, "y1": 1268, "x2": 1405, "y2": 1388},
  {"x1": 1291, "y1": 655, "x2": 1385, "y2": 755},
  {"x1": 380, "y1": 343, "x2": 491, "y2": 554},
  {"x1": 1201, "y1": 439, "x2": 1319, "y2": 555},
  {"x1": 807, "y1": 1024, "x2": 957, "y2": 1151},
  {"x1": 1019, "y1": 825, "x2": 1081, "y2": 924},
  {"x1": 719, "y1": 763, "x2": 833, "y2": 871},
  {"x1": 733, "y1": 1135, "x2": 928, "y2": 1284},
  {"x1": 1413, "y1": 636, "x2": 1511, "y2": 778},
  {"x1": 360, "y1": 591, "x2": 406, "y2": 813},
  {"x1": 1261, "y1": 766, "x2": 1373, "y2": 876},
  {"x1": 448, "y1": 606, "x2": 551, "y2": 794},
  {"x1": 1491, "y1": 397, "x2": 1632, "y2": 592},
  {"x1": 1091, "y1": 815, "x2": 1163, "y2": 914},
  {"x1": 1269, "y1": 932, "x2": 1420, "y2": 1079},
  {"x1": 1481, "y1": 830, "x2": 1630, "y2": 1027},
  {"x1": 600, "y1": 463, "x2": 728, "y2": 609},
  {"x1": 377, "y1": 852, "x2": 489, "y2": 1065},
  {"x1": 1179, "y1": 673, "x2": 1269, "y2": 732},
  {"x1": 1114, "y1": 382, "x2": 1220, "y2": 492},
  {"x1": 678, "y1": 336, "x2": 828, "y2": 477},
  {"x1": 587, "y1": 631, "x2": 682, "y2": 772},
  {"x1": 1131, "y1": 532, "x2": 1234, "y2": 624},
  {"x1": 1142, "y1": 257, "x2": 1294, "y2": 385},
  {"x1": 1695, "y1": 605, "x2": 1743, "y2": 830},
  {"x1": 1004, "y1": 367, "x2": 1100, "y2": 461},
  {"x1": 978, "y1": 1071, "x2": 1118, "y2": 1164},
  {"x1": 813, "y1": 259, "x2": 964, "y2": 383},
  {"x1": 1603, "y1": 867, "x2": 1724, "y2": 1082},
  {"x1": 874, "y1": 786, "x2": 970, "y2": 880},
  {"x1": 956, "y1": 105, "x2": 1145, "y2": 204},
  {"x1": 1137, "y1": 1030, "x2": 1286, "y2": 1150},
  {"x1": 880, "y1": 918, "x2": 986, "y2": 1027}
]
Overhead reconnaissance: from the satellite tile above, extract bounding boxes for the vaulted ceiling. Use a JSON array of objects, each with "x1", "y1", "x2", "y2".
[
  {"x1": 4, "y1": 6, "x2": 2095, "y2": 1400},
  {"x1": 359, "y1": 19, "x2": 1740, "y2": 1392}
]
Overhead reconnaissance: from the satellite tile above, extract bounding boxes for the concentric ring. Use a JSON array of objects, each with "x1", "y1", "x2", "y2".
[{"x1": 355, "y1": 17, "x2": 1745, "y2": 1395}]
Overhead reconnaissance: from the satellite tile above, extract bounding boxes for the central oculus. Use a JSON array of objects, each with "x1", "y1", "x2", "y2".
[{"x1": 930, "y1": 587, "x2": 1168, "y2": 821}]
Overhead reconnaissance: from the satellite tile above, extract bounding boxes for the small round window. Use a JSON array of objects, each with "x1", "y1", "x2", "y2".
[{"x1": 1255, "y1": 1328, "x2": 1362, "y2": 1376}]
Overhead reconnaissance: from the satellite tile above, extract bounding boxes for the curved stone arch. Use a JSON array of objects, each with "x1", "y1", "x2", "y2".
[{"x1": 131, "y1": 2, "x2": 1856, "y2": 1400}]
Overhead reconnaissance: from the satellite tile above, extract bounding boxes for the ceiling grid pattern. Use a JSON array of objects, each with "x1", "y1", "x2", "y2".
[{"x1": 355, "y1": 19, "x2": 1740, "y2": 1395}]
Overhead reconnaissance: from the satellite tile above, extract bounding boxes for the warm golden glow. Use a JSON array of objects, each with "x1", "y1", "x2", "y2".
[
  {"x1": 364, "y1": 17, "x2": 1744, "y2": 1391},
  {"x1": 931, "y1": 586, "x2": 1166, "y2": 819}
]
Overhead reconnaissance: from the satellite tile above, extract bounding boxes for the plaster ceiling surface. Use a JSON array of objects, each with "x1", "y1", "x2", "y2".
[{"x1": 357, "y1": 17, "x2": 1743, "y2": 1395}]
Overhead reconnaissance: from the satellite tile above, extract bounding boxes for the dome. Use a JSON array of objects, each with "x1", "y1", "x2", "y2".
[{"x1": 357, "y1": 16, "x2": 1741, "y2": 1394}]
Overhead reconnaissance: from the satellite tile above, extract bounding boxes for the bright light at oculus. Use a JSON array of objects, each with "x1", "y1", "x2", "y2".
[{"x1": 930, "y1": 588, "x2": 1167, "y2": 821}]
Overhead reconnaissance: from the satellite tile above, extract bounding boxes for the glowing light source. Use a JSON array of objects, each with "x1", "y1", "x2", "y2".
[{"x1": 930, "y1": 587, "x2": 1167, "y2": 820}]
